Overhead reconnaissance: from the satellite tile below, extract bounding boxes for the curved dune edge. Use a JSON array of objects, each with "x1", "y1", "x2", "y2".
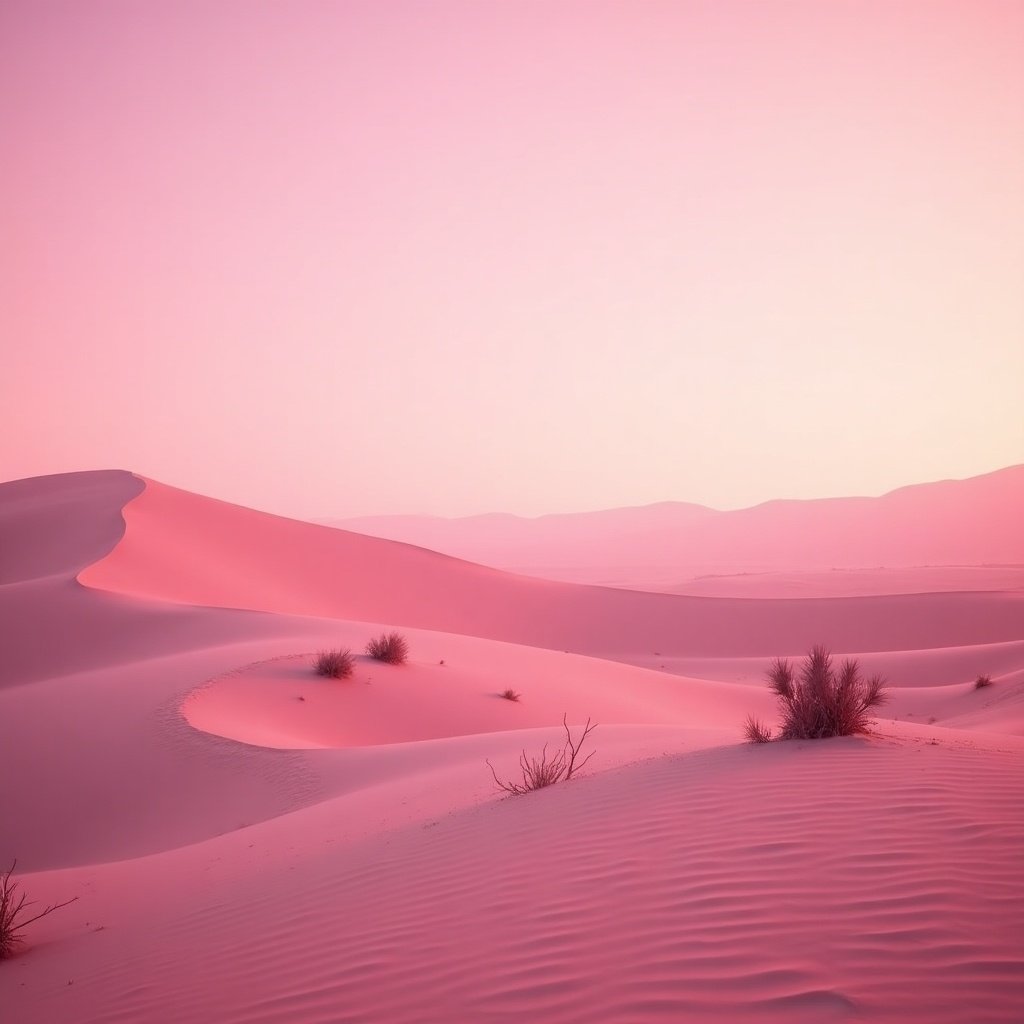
[
  {"x1": 0, "y1": 469, "x2": 143, "y2": 587},
  {"x1": 185, "y1": 641, "x2": 1024, "y2": 752},
  {"x1": 180, "y1": 639, "x2": 765, "y2": 750}
]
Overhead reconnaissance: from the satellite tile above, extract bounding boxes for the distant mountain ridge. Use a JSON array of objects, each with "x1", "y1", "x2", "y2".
[{"x1": 321, "y1": 465, "x2": 1024, "y2": 583}]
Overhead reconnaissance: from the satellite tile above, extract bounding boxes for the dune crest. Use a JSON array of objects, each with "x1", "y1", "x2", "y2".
[{"x1": 81, "y1": 476, "x2": 1024, "y2": 657}]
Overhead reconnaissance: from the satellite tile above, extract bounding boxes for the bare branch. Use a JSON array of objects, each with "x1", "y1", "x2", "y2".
[
  {"x1": 487, "y1": 714, "x2": 598, "y2": 794},
  {"x1": 563, "y1": 714, "x2": 598, "y2": 780},
  {"x1": 1, "y1": 860, "x2": 79, "y2": 959}
]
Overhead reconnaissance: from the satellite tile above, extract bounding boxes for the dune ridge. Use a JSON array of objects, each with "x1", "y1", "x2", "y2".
[{"x1": 82, "y1": 476, "x2": 1024, "y2": 657}]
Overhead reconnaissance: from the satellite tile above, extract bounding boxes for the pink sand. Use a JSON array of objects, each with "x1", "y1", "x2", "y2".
[{"x1": 2, "y1": 470, "x2": 1022, "y2": 1023}]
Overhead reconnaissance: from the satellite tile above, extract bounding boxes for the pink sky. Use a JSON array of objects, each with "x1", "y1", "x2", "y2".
[{"x1": 2, "y1": 1, "x2": 1022, "y2": 518}]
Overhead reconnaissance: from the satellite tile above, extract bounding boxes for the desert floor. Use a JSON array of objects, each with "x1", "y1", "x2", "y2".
[{"x1": 2, "y1": 470, "x2": 1022, "y2": 1023}]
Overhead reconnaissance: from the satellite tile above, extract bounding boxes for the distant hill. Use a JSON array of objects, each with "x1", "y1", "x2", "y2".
[{"x1": 322, "y1": 465, "x2": 1024, "y2": 588}]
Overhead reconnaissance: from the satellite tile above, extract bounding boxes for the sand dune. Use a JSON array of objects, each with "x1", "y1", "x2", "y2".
[
  {"x1": 3, "y1": 470, "x2": 1023, "y2": 1023},
  {"x1": 7, "y1": 726, "x2": 1023, "y2": 1024},
  {"x1": 655, "y1": 564, "x2": 1024, "y2": 598},
  {"x1": 82, "y1": 476, "x2": 1024, "y2": 657}
]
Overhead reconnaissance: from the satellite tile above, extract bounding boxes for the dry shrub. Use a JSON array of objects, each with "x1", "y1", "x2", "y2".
[
  {"x1": 1, "y1": 861, "x2": 78, "y2": 960},
  {"x1": 487, "y1": 714, "x2": 596, "y2": 794},
  {"x1": 366, "y1": 631, "x2": 409, "y2": 665},
  {"x1": 314, "y1": 648, "x2": 355, "y2": 679},
  {"x1": 974, "y1": 674, "x2": 993, "y2": 690},
  {"x1": 744, "y1": 715, "x2": 773, "y2": 743},
  {"x1": 753, "y1": 645, "x2": 888, "y2": 741},
  {"x1": 500, "y1": 688, "x2": 521, "y2": 702}
]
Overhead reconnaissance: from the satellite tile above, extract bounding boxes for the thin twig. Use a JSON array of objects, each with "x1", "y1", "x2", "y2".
[
  {"x1": 1, "y1": 860, "x2": 79, "y2": 959},
  {"x1": 487, "y1": 715, "x2": 598, "y2": 794}
]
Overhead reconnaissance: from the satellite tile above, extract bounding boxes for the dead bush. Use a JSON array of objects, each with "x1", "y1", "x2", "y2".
[
  {"x1": 486, "y1": 714, "x2": 596, "y2": 794},
  {"x1": 744, "y1": 715, "x2": 773, "y2": 743},
  {"x1": 313, "y1": 648, "x2": 354, "y2": 679},
  {"x1": 974, "y1": 674, "x2": 993, "y2": 690},
  {"x1": 748, "y1": 645, "x2": 888, "y2": 741},
  {"x1": 366, "y1": 631, "x2": 409, "y2": 665},
  {"x1": 500, "y1": 688, "x2": 521, "y2": 702}
]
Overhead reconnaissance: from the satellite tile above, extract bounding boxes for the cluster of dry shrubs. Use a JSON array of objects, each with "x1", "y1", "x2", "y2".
[
  {"x1": 313, "y1": 631, "x2": 409, "y2": 679},
  {"x1": 745, "y1": 646, "x2": 998, "y2": 742}
]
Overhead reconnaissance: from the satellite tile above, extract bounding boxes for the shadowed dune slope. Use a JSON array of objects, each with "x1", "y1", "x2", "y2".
[
  {"x1": 0, "y1": 469, "x2": 142, "y2": 584},
  {"x1": 0, "y1": 472, "x2": 318, "y2": 688}
]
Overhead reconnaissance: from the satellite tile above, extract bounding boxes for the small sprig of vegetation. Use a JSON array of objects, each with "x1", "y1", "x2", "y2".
[
  {"x1": 366, "y1": 631, "x2": 409, "y2": 665},
  {"x1": 313, "y1": 648, "x2": 355, "y2": 679},
  {"x1": 745, "y1": 645, "x2": 888, "y2": 742},
  {"x1": 743, "y1": 714, "x2": 773, "y2": 744},
  {"x1": 487, "y1": 714, "x2": 596, "y2": 794},
  {"x1": 974, "y1": 674, "x2": 993, "y2": 690},
  {"x1": 500, "y1": 688, "x2": 521, "y2": 702},
  {"x1": 1, "y1": 861, "x2": 78, "y2": 960}
]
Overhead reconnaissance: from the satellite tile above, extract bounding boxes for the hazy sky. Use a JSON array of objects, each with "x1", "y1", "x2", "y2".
[{"x1": 3, "y1": 1, "x2": 1022, "y2": 518}]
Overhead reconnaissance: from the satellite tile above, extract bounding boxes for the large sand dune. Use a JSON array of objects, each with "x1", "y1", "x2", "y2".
[
  {"x1": 2, "y1": 470, "x2": 1022, "y2": 1023},
  {"x1": 82, "y1": 476, "x2": 1024, "y2": 657}
]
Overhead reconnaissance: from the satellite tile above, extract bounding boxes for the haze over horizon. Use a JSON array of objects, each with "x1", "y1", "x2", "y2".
[
  {"x1": 3, "y1": 1, "x2": 1022, "y2": 518},
  {"x1": 325, "y1": 461, "x2": 1024, "y2": 522}
]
